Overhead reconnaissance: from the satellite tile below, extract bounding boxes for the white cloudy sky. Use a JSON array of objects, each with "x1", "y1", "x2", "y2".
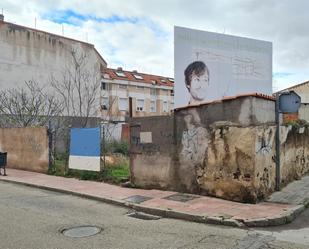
[{"x1": 2, "y1": 0, "x2": 309, "y2": 91}]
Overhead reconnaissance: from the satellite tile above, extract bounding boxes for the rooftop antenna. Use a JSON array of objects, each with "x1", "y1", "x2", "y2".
[
  {"x1": 86, "y1": 32, "x2": 88, "y2": 42},
  {"x1": 34, "y1": 17, "x2": 36, "y2": 29},
  {"x1": 62, "y1": 24, "x2": 64, "y2": 36}
]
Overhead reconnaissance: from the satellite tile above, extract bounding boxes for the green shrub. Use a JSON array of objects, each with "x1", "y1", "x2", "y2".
[
  {"x1": 102, "y1": 162, "x2": 130, "y2": 184},
  {"x1": 67, "y1": 169, "x2": 101, "y2": 181},
  {"x1": 103, "y1": 140, "x2": 129, "y2": 156},
  {"x1": 48, "y1": 152, "x2": 67, "y2": 176},
  {"x1": 48, "y1": 148, "x2": 130, "y2": 185}
]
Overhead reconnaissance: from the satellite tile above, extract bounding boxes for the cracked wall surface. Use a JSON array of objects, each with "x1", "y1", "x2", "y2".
[{"x1": 130, "y1": 96, "x2": 309, "y2": 203}]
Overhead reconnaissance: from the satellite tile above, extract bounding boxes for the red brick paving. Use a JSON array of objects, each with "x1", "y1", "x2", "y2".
[{"x1": 0, "y1": 169, "x2": 296, "y2": 222}]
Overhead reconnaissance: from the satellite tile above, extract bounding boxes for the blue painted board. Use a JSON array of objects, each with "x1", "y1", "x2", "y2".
[{"x1": 70, "y1": 127, "x2": 100, "y2": 157}]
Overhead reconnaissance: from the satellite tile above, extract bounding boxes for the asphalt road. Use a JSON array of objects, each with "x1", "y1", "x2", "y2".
[{"x1": 0, "y1": 181, "x2": 308, "y2": 249}]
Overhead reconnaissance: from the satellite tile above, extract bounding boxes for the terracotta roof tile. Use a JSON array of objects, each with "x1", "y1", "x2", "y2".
[
  {"x1": 103, "y1": 68, "x2": 174, "y2": 87},
  {"x1": 175, "y1": 93, "x2": 275, "y2": 111}
]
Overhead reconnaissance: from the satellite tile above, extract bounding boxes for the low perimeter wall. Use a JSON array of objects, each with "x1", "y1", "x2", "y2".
[
  {"x1": 130, "y1": 95, "x2": 309, "y2": 203},
  {"x1": 0, "y1": 127, "x2": 49, "y2": 173}
]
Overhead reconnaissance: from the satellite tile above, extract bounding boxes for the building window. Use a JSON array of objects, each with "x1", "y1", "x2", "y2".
[
  {"x1": 133, "y1": 74, "x2": 143, "y2": 80},
  {"x1": 136, "y1": 85, "x2": 144, "y2": 90},
  {"x1": 163, "y1": 101, "x2": 168, "y2": 113},
  {"x1": 115, "y1": 71, "x2": 126, "y2": 77},
  {"x1": 161, "y1": 89, "x2": 168, "y2": 94},
  {"x1": 150, "y1": 101, "x2": 156, "y2": 112},
  {"x1": 136, "y1": 99, "x2": 144, "y2": 112},
  {"x1": 118, "y1": 98, "x2": 128, "y2": 111},
  {"x1": 103, "y1": 73, "x2": 110, "y2": 79},
  {"x1": 171, "y1": 90, "x2": 174, "y2": 96},
  {"x1": 101, "y1": 97, "x2": 109, "y2": 110},
  {"x1": 101, "y1": 82, "x2": 108, "y2": 90},
  {"x1": 150, "y1": 88, "x2": 156, "y2": 96},
  {"x1": 119, "y1": 84, "x2": 127, "y2": 89},
  {"x1": 170, "y1": 102, "x2": 174, "y2": 111}
]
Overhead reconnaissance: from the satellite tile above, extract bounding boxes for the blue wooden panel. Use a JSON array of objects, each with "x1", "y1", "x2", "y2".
[{"x1": 70, "y1": 127, "x2": 100, "y2": 157}]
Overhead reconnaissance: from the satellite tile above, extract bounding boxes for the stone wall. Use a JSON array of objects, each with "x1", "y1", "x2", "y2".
[
  {"x1": 130, "y1": 95, "x2": 309, "y2": 203},
  {"x1": 0, "y1": 127, "x2": 49, "y2": 173}
]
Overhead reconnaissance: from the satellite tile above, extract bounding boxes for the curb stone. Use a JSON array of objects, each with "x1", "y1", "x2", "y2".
[
  {"x1": 243, "y1": 205, "x2": 305, "y2": 227},
  {"x1": 0, "y1": 178, "x2": 306, "y2": 228}
]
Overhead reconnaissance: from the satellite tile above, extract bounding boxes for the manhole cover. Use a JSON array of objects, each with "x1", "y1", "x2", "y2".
[
  {"x1": 163, "y1": 193, "x2": 200, "y2": 202},
  {"x1": 61, "y1": 226, "x2": 102, "y2": 238},
  {"x1": 127, "y1": 211, "x2": 161, "y2": 220},
  {"x1": 123, "y1": 195, "x2": 153, "y2": 204}
]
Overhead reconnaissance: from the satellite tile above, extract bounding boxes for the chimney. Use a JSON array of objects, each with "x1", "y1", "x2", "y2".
[
  {"x1": 132, "y1": 70, "x2": 138, "y2": 73},
  {"x1": 117, "y1": 67, "x2": 123, "y2": 71},
  {"x1": 0, "y1": 14, "x2": 4, "y2": 22}
]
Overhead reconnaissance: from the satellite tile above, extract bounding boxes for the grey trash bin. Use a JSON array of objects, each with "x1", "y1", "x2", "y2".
[{"x1": 0, "y1": 152, "x2": 7, "y2": 176}]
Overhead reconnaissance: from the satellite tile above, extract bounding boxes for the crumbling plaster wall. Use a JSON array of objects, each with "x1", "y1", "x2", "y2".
[
  {"x1": 280, "y1": 126, "x2": 309, "y2": 184},
  {"x1": 177, "y1": 123, "x2": 309, "y2": 203},
  {"x1": 130, "y1": 96, "x2": 309, "y2": 203}
]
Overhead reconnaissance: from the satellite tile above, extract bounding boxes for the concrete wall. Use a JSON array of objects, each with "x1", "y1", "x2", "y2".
[
  {"x1": 0, "y1": 127, "x2": 49, "y2": 173},
  {"x1": 299, "y1": 104, "x2": 309, "y2": 121},
  {"x1": 286, "y1": 82, "x2": 309, "y2": 103},
  {"x1": 130, "y1": 115, "x2": 175, "y2": 189},
  {"x1": 0, "y1": 21, "x2": 106, "y2": 117},
  {"x1": 130, "y1": 96, "x2": 309, "y2": 203}
]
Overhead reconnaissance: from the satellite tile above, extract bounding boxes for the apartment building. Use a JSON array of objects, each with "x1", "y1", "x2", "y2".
[{"x1": 101, "y1": 67, "x2": 174, "y2": 121}]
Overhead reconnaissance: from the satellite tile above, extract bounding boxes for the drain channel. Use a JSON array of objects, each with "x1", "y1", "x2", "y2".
[{"x1": 61, "y1": 226, "x2": 102, "y2": 238}]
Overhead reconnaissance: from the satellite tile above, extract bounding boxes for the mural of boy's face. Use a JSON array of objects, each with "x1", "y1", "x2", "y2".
[{"x1": 189, "y1": 70, "x2": 209, "y2": 101}]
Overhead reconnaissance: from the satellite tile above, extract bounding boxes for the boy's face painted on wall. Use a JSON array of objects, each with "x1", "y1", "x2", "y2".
[{"x1": 189, "y1": 70, "x2": 209, "y2": 101}]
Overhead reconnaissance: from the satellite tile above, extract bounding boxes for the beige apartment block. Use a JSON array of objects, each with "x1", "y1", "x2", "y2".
[{"x1": 101, "y1": 67, "x2": 174, "y2": 121}]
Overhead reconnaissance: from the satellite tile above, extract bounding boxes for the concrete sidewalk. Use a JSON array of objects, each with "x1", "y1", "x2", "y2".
[{"x1": 0, "y1": 169, "x2": 306, "y2": 227}]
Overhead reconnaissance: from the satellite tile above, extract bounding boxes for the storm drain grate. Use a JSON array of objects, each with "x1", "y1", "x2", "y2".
[
  {"x1": 61, "y1": 226, "x2": 102, "y2": 238},
  {"x1": 127, "y1": 211, "x2": 161, "y2": 220},
  {"x1": 163, "y1": 193, "x2": 201, "y2": 202},
  {"x1": 123, "y1": 195, "x2": 153, "y2": 204}
]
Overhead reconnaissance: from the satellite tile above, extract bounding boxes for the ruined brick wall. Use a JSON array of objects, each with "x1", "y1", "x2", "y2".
[{"x1": 0, "y1": 127, "x2": 49, "y2": 173}]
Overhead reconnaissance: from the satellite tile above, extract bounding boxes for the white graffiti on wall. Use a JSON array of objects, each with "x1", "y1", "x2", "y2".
[
  {"x1": 193, "y1": 49, "x2": 267, "y2": 80},
  {"x1": 180, "y1": 109, "x2": 209, "y2": 164}
]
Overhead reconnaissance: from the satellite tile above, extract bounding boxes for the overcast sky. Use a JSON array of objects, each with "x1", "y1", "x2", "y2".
[{"x1": 2, "y1": 0, "x2": 309, "y2": 91}]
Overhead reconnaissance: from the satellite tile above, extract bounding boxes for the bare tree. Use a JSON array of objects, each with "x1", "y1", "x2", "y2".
[
  {"x1": 50, "y1": 48, "x2": 101, "y2": 127},
  {"x1": 0, "y1": 80, "x2": 62, "y2": 127}
]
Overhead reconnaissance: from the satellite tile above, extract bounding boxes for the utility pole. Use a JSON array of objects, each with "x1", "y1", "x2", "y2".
[{"x1": 275, "y1": 93, "x2": 280, "y2": 191}]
